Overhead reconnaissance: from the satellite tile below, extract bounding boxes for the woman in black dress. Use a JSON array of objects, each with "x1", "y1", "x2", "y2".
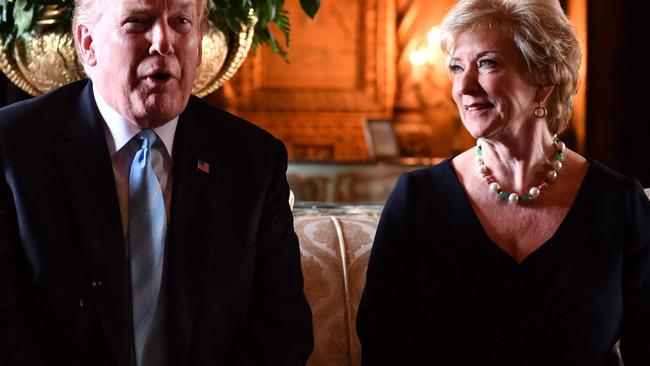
[{"x1": 357, "y1": 0, "x2": 650, "y2": 365}]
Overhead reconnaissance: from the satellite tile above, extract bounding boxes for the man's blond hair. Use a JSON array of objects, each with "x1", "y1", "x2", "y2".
[{"x1": 72, "y1": 0, "x2": 209, "y2": 60}]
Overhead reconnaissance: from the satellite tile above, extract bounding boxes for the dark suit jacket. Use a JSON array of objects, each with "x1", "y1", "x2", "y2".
[{"x1": 0, "y1": 80, "x2": 313, "y2": 365}]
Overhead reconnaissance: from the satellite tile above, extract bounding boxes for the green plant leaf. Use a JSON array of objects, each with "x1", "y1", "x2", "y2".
[
  {"x1": 13, "y1": 0, "x2": 35, "y2": 36},
  {"x1": 0, "y1": 0, "x2": 9, "y2": 23},
  {"x1": 300, "y1": 0, "x2": 319, "y2": 19},
  {"x1": 275, "y1": 7, "x2": 290, "y2": 47},
  {"x1": 266, "y1": 0, "x2": 276, "y2": 20}
]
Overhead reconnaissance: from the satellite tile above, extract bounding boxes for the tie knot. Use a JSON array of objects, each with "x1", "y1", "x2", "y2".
[{"x1": 136, "y1": 129, "x2": 158, "y2": 150}]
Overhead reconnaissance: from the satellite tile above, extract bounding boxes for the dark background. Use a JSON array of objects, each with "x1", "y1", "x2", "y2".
[
  {"x1": 2, "y1": 1, "x2": 648, "y2": 187},
  {"x1": 586, "y1": 1, "x2": 649, "y2": 187}
]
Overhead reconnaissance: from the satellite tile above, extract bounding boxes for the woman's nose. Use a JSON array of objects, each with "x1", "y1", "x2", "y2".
[{"x1": 457, "y1": 67, "x2": 480, "y2": 95}]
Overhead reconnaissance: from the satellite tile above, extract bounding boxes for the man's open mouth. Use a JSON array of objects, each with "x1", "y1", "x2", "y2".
[{"x1": 149, "y1": 73, "x2": 172, "y2": 82}]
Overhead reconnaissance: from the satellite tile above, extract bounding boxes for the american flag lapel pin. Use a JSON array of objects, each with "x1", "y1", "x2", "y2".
[{"x1": 197, "y1": 159, "x2": 210, "y2": 174}]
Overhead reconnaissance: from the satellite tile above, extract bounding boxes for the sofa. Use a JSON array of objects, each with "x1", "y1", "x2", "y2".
[
  {"x1": 293, "y1": 205, "x2": 382, "y2": 366},
  {"x1": 294, "y1": 189, "x2": 650, "y2": 366}
]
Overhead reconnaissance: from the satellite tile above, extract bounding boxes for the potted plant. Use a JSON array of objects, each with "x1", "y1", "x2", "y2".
[{"x1": 0, "y1": 0, "x2": 320, "y2": 95}]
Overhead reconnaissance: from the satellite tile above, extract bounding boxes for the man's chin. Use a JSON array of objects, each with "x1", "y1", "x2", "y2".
[
  {"x1": 131, "y1": 108, "x2": 179, "y2": 128},
  {"x1": 130, "y1": 95, "x2": 187, "y2": 128}
]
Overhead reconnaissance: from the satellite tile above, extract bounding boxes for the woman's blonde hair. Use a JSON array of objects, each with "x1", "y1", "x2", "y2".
[{"x1": 440, "y1": 0, "x2": 581, "y2": 133}]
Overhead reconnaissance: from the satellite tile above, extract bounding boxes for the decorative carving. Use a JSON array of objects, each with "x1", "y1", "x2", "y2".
[
  {"x1": 249, "y1": 114, "x2": 371, "y2": 161},
  {"x1": 12, "y1": 31, "x2": 84, "y2": 95},
  {"x1": 0, "y1": 5, "x2": 83, "y2": 96},
  {"x1": 191, "y1": 12, "x2": 257, "y2": 97},
  {"x1": 192, "y1": 27, "x2": 230, "y2": 95}
]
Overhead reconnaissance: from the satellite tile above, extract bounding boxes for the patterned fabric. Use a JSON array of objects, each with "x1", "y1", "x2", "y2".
[
  {"x1": 129, "y1": 129, "x2": 167, "y2": 366},
  {"x1": 294, "y1": 208, "x2": 381, "y2": 366}
]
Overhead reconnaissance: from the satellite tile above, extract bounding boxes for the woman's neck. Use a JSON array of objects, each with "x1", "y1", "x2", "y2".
[{"x1": 477, "y1": 122, "x2": 556, "y2": 193}]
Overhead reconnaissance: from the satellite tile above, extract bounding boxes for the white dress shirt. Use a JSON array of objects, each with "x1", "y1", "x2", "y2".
[{"x1": 93, "y1": 86, "x2": 177, "y2": 238}]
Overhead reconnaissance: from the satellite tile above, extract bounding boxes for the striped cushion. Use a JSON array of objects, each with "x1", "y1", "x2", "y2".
[{"x1": 294, "y1": 207, "x2": 382, "y2": 366}]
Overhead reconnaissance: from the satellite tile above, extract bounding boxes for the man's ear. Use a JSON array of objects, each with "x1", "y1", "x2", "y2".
[
  {"x1": 76, "y1": 24, "x2": 97, "y2": 66},
  {"x1": 196, "y1": 34, "x2": 203, "y2": 67}
]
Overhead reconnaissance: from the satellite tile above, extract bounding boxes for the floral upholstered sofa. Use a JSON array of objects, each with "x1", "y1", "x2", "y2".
[{"x1": 292, "y1": 205, "x2": 382, "y2": 366}]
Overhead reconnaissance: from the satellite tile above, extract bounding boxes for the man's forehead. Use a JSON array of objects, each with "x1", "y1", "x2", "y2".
[{"x1": 112, "y1": 0, "x2": 200, "y2": 13}]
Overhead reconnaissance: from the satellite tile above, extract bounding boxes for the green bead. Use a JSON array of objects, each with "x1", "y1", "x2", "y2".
[
  {"x1": 553, "y1": 134, "x2": 559, "y2": 143},
  {"x1": 499, "y1": 191, "x2": 508, "y2": 200},
  {"x1": 555, "y1": 153, "x2": 563, "y2": 161},
  {"x1": 477, "y1": 146, "x2": 483, "y2": 156},
  {"x1": 520, "y1": 194, "x2": 530, "y2": 201}
]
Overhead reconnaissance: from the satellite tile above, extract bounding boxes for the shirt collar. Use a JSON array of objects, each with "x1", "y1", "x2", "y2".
[{"x1": 93, "y1": 85, "x2": 178, "y2": 158}]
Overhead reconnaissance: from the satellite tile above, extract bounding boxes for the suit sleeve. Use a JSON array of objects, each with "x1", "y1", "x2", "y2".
[
  {"x1": 0, "y1": 159, "x2": 44, "y2": 365},
  {"x1": 356, "y1": 173, "x2": 419, "y2": 365},
  {"x1": 620, "y1": 180, "x2": 650, "y2": 365},
  {"x1": 244, "y1": 139, "x2": 313, "y2": 365}
]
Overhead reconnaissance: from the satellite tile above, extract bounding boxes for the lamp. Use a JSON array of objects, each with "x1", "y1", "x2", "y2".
[{"x1": 407, "y1": 25, "x2": 451, "y2": 109}]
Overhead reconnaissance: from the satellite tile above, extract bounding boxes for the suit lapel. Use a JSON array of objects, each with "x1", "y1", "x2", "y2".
[
  {"x1": 166, "y1": 100, "x2": 239, "y2": 364},
  {"x1": 54, "y1": 82, "x2": 132, "y2": 366}
]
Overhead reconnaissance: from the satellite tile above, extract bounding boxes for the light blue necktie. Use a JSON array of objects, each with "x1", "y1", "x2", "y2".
[{"x1": 129, "y1": 129, "x2": 167, "y2": 366}]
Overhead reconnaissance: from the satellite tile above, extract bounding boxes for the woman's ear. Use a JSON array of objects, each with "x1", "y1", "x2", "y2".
[{"x1": 536, "y1": 85, "x2": 555, "y2": 103}]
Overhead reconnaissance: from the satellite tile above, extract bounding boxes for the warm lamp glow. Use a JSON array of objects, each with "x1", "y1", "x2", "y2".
[
  {"x1": 409, "y1": 47, "x2": 429, "y2": 66},
  {"x1": 408, "y1": 25, "x2": 447, "y2": 83},
  {"x1": 409, "y1": 25, "x2": 445, "y2": 68},
  {"x1": 427, "y1": 26, "x2": 441, "y2": 49}
]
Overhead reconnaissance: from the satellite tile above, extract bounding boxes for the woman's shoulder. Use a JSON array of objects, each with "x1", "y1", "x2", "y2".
[
  {"x1": 396, "y1": 159, "x2": 458, "y2": 191},
  {"x1": 577, "y1": 158, "x2": 650, "y2": 221},
  {"x1": 584, "y1": 158, "x2": 642, "y2": 192},
  {"x1": 385, "y1": 159, "x2": 466, "y2": 211},
  {"x1": 382, "y1": 159, "x2": 465, "y2": 225}
]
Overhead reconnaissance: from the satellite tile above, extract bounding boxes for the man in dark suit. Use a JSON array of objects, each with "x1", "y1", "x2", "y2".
[{"x1": 0, "y1": 0, "x2": 313, "y2": 364}]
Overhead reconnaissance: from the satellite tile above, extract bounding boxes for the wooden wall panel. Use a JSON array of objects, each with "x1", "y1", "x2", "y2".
[{"x1": 215, "y1": 0, "x2": 396, "y2": 161}]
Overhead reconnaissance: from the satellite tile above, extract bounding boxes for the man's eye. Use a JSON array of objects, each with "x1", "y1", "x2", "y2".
[
  {"x1": 124, "y1": 17, "x2": 146, "y2": 29},
  {"x1": 123, "y1": 17, "x2": 150, "y2": 32},
  {"x1": 172, "y1": 15, "x2": 193, "y2": 27},
  {"x1": 125, "y1": 17, "x2": 144, "y2": 24}
]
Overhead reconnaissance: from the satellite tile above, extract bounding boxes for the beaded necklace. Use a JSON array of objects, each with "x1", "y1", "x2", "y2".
[{"x1": 475, "y1": 134, "x2": 566, "y2": 204}]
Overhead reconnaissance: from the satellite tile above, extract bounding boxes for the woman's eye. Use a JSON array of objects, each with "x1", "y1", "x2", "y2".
[
  {"x1": 478, "y1": 59, "x2": 497, "y2": 68},
  {"x1": 449, "y1": 64, "x2": 464, "y2": 74}
]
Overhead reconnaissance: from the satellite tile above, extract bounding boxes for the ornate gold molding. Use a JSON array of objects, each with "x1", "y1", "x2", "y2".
[{"x1": 192, "y1": 12, "x2": 257, "y2": 97}]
